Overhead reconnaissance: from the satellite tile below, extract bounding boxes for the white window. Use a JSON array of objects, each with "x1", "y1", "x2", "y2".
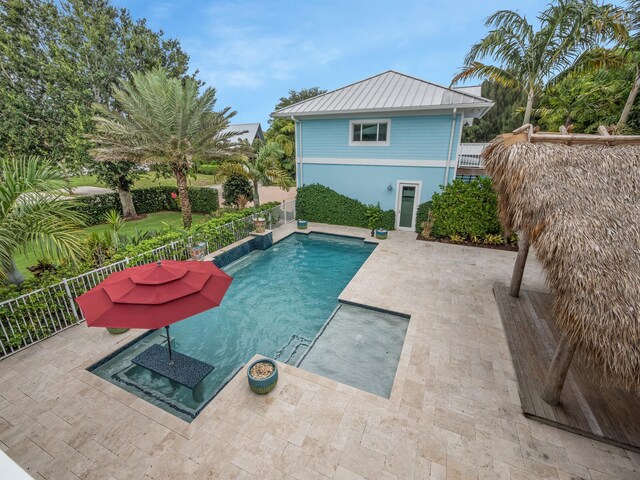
[{"x1": 349, "y1": 120, "x2": 390, "y2": 146}]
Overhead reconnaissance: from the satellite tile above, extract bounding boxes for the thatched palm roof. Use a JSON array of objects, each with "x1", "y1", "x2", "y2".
[{"x1": 483, "y1": 136, "x2": 640, "y2": 392}]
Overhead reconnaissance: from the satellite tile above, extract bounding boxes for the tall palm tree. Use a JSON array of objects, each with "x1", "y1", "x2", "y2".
[
  {"x1": 617, "y1": 0, "x2": 640, "y2": 130},
  {"x1": 216, "y1": 142, "x2": 293, "y2": 207},
  {"x1": 452, "y1": 0, "x2": 626, "y2": 125},
  {"x1": 0, "y1": 156, "x2": 85, "y2": 284},
  {"x1": 90, "y1": 68, "x2": 239, "y2": 228}
]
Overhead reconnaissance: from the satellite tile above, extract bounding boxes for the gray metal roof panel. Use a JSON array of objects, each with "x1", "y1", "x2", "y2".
[{"x1": 272, "y1": 71, "x2": 493, "y2": 117}]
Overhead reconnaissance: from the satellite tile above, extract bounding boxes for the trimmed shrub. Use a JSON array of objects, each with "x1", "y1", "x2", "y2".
[
  {"x1": 197, "y1": 163, "x2": 217, "y2": 175},
  {"x1": 296, "y1": 184, "x2": 395, "y2": 230},
  {"x1": 415, "y1": 201, "x2": 432, "y2": 233},
  {"x1": 424, "y1": 177, "x2": 501, "y2": 239},
  {"x1": 74, "y1": 186, "x2": 219, "y2": 225},
  {"x1": 222, "y1": 174, "x2": 253, "y2": 206}
]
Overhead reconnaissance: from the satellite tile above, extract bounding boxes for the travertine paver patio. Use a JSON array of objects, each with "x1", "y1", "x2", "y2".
[{"x1": 1, "y1": 223, "x2": 638, "y2": 480}]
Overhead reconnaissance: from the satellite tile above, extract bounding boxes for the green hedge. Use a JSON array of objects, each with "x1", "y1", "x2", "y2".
[
  {"x1": 296, "y1": 184, "x2": 395, "y2": 230},
  {"x1": 74, "y1": 186, "x2": 219, "y2": 225},
  {"x1": 418, "y1": 177, "x2": 501, "y2": 238},
  {"x1": 415, "y1": 201, "x2": 432, "y2": 233},
  {"x1": 197, "y1": 163, "x2": 217, "y2": 175}
]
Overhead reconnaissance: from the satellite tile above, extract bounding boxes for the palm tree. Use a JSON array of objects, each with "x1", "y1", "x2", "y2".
[
  {"x1": 452, "y1": 0, "x2": 626, "y2": 125},
  {"x1": 0, "y1": 156, "x2": 85, "y2": 284},
  {"x1": 216, "y1": 142, "x2": 294, "y2": 207},
  {"x1": 90, "y1": 68, "x2": 239, "y2": 228},
  {"x1": 617, "y1": 0, "x2": 640, "y2": 130}
]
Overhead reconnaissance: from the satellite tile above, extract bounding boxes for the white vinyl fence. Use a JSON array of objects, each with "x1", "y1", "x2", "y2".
[{"x1": 0, "y1": 201, "x2": 296, "y2": 359}]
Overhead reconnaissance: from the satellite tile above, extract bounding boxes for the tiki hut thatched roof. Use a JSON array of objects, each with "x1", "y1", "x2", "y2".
[{"x1": 483, "y1": 135, "x2": 640, "y2": 392}]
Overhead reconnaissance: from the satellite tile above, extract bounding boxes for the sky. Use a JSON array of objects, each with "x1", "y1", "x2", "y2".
[{"x1": 112, "y1": 1, "x2": 550, "y2": 128}]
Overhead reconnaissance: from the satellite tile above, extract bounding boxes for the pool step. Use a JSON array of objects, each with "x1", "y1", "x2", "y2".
[{"x1": 274, "y1": 334, "x2": 311, "y2": 365}]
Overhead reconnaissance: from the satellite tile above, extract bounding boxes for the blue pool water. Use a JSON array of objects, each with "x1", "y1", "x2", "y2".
[{"x1": 90, "y1": 233, "x2": 376, "y2": 421}]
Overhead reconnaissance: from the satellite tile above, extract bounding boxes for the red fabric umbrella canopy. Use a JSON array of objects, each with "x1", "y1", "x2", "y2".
[{"x1": 76, "y1": 260, "x2": 233, "y2": 330}]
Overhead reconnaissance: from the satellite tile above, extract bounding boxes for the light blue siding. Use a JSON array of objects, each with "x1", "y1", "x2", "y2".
[
  {"x1": 301, "y1": 115, "x2": 462, "y2": 160},
  {"x1": 301, "y1": 163, "x2": 447, "y2": 211}
]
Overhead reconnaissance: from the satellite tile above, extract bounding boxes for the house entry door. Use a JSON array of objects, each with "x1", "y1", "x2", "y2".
[{"x1": 396, "y1": 182, "x2": 420, "y2": 231}]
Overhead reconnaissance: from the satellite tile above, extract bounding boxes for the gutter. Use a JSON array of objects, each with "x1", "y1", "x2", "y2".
[{"x1": 444, "y1": 108, "x2": 458, "y2": 185}]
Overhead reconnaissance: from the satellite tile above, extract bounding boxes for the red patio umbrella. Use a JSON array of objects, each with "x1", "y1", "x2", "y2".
[{"x1": 76, "y1": 260, "x2": 233, "y2": 362}]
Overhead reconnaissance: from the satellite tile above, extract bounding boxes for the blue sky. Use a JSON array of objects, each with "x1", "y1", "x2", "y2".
[{"x1": 113, "y1": 1, "x2": 549, "y2": 127}]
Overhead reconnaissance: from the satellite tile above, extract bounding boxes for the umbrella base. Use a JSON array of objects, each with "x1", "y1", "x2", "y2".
[{"x1": 131, "y1": 344, "x2": 214, "y2": 389}]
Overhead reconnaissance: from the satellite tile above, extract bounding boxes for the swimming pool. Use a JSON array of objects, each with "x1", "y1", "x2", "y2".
[{"x1": 89, "y1": 233, "x2": 376, "y2": 421}]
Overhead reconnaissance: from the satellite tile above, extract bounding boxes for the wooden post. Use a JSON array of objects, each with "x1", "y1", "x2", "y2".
[
  {"x1": 509, "y1": 231, "x2": 530, "y2": 298},
  {"x1": 541, "y1": 335, "x2": 577, "y2": 405}
]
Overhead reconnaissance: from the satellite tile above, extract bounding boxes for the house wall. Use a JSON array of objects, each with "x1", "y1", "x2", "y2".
[{"x1": 297, "y1": 114, "x2": 462, "y2": 210}]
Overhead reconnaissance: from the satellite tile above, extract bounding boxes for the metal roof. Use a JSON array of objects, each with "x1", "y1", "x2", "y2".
[
  {"x1": 222, "y1": 123, "x2": 264, "y2": 143},
  {"x1": 271, "y1": 71, "x2": 493, "y2": 118}
]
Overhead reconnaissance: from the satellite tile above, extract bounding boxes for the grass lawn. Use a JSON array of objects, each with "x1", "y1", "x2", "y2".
[
  {"x1": 69, "y1": 173, "x2": 219, "y2": 189},
  {"x1": 13, "y1": 211, "x2": 211, "y2": 279}
]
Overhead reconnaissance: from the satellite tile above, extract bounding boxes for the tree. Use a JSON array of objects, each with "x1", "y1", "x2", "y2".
[
  {"x1": 0, "y1": 156, "x2": 85, "y2": 284},
  {"x1": 452, "y1": 0, "x2": 626, "y2": 125},
  {"x1": 616, "y1": 0, "x2": 640, "y2": 130},
  {"x1": 462, "y1": 80, "x2": 524, "y2": 142},
  {"x1": 0, "y1": 0, "x2": 88, "y2": 181},
  {"x1": 90, "y1": 68, "x2": 238, "y2": 228},
  {"x1": 0, "y1": 0, "x2": 191, "y2": 216},
  {"x1": 222, "y1": 174, "x2": 253, "y2": 207},
  {"x1": 60, "y1": 0, "x2": 191, "y2": 217},
  {"x1": 265, "y1": 87, "x2": 326, "y2": 176},
  {"x1": 216, "y1": 142, "x2": 294, "y2": 207}
]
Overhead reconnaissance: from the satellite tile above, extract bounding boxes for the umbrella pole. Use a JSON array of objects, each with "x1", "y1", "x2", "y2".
[{"x1": 165, "y1": 325, "x2": 174, "y2": 365}]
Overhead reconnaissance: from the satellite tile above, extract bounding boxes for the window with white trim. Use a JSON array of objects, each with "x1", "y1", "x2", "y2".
[{"x1": 349, "y1": 120, "x2": 390, "y2": 145}]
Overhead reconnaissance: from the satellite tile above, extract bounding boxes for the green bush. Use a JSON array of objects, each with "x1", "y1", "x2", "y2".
[
  {"x1": 197, "y1": 163, "x2": 217, "y2": 175},
  {"x1": 424, "y1": 177, "x2": 501, "y2": 239},
  {"x1": 415, "y1": 201, "x2": 432, "y2": 233},
  {"x1": 74, "y1": 186, "x2": 219, "y2": 225},
  {"x1": 296, "y1": 184, "x2": 395, "y2": 230},
  {"x1": 222, "y1": 174, "x2": 253, "y2": 207}
]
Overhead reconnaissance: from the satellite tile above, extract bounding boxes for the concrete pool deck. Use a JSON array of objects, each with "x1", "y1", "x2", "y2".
[{"x1": 0, "y1": 223, "x2": 638, "y2": 479}]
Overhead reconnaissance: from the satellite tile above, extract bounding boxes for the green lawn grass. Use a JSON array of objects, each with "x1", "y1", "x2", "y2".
[
  {"x1": 69, "y1": 172, "x2": 219, "y2": 189},
  {"x1": 13, "y1": 211, "x2": 210, "y2": 279}
]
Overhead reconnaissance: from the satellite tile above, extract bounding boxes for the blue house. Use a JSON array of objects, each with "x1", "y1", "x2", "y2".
[{"x1": 271, "y1": 71, "x2": 493, "y2": 231}]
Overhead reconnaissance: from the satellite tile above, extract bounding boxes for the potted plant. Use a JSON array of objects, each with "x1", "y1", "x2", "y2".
[
  {"x1": 375, "y1": 228, "x2": 388, "y2": 240},
  {"x1": 247, "y1": 358, "x2": 278, "y2": 394},
  {"x1": 253, "y1": 216, "x2": 267, "y2": 233},
  {"x1": 365, "y1": 205, "x2": 384, "y2": 237},
  {"x1": 189, "y1": 241, "x2": 207, "y2": 260},
  {"x1": 297, "y1": 219, "x2": 308, "y2": 229}
]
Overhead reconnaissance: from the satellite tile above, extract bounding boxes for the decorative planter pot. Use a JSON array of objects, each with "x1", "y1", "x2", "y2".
[
  {"x1": 297, "y1": 220, "x2": 308, "y2": 230},
  {"x1": 253, "y1": 217, "x2": 267, "y2": 233},
  {"x1": 375, "y1": 228, "x2": 388, "y2": 240},
  {"x1": 189, "y1": 241, "x2": 207, "y2": 261},
  {"x1": 247, "y1": 358, "x2": 278, "y2": 394},
  {"x1": 106, "y1": 327, "x2": 129, "y2": 335}
]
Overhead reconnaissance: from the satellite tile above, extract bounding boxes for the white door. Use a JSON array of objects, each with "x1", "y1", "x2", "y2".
[{"x1": 395, "y1": 181, "x2": 421, "y2": 231}]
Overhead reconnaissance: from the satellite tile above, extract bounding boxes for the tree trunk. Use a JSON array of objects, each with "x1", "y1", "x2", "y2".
[
  {"x1": 509, "y1": 231, "x2": 530, "y2": 298},
  {"x1": 173, "y1": 167, "x2": 192, "y2": 229},
  {"x1": 6, "y1": 258, "x2": 25, "y2": 285},
  {"x1": 116, "y1": 185, "x2": 137, "y2": 219},
  {"x1": 253, "y1": 180, "x2": 260, "y2": 207},
  {"x1": 541, "y1": 334, "x2": 577, "y2": 406},
  {"x1": 522, "y1": 89, "x2": 535, "y2": 126},
  {"x1": 617, "y1": 63, "x2": 640, "y2": 131}
]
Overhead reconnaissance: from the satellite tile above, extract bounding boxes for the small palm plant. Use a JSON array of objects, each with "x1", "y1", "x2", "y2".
[
  {"x1": 90, "y1": 68, "x2": 240, "y2": 228},
  {"x1": 216, "y1": 142, "x2": 294, "y2": 206},
  {"x1": 0, "y1": 156, "x2": 85, "y2": 284}
]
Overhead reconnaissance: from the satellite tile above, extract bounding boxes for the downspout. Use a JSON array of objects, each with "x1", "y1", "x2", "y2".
[
  {"x1": 444, "y1": 107, "x2": 457, "y2": 185},
  {"x1": 291, "y1": 116, "x2": 302, "y2": 187}
]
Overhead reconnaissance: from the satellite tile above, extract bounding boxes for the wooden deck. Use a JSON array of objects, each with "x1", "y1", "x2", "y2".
[{"x1": 494, "y1": 284, "x2": 640, "y2": 453}]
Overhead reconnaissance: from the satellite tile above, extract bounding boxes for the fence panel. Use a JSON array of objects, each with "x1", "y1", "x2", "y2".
[{"x1": 0, "y1": 205, "x2": 283, "y2": 359}]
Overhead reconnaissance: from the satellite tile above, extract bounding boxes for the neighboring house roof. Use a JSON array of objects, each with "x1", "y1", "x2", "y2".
[
  {"x1": 271, "y1": 71, "x2": 493, "y2": 118},
  {"x1": 222, "y1": 123, "x2": 264, "y2": 143}
]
